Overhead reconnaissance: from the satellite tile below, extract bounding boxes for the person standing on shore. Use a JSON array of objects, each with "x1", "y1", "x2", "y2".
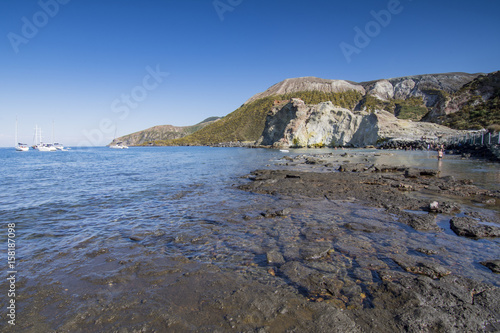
[{"x1": 438, "y1": 144, "x2": 444, "y2": 159}]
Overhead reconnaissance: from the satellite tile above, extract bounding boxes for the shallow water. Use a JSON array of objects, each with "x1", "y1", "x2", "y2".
[
  {"x1": 288, "y1": 148, "x2": 500, "y2": 191},
  {"x1": 1, "y1": 146, "x2": 499, "y2": 331}
]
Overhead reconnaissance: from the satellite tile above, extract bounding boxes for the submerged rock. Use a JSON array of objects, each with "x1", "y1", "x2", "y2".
[
  {"x1": 450, "y1": 216, "x2": 500, "y2": 238},
  {"x1": 405, "y1": 262, "x2": 452, "y2": 279},
  {"x1": 416, "y1": 248, "x2": 438, "y2": 255},
  {"x1": 398, "y1": 212, "x2": 440, "y2": 232},
  {"x1": 266, "y1": 249, "x2": 285, "y2": 265},
  {"x1": 393, "y1": 257, "x2": 451, "y2": 279},
  {"x1": 481, "y1": 260, "x2": 500, "y2": 273}
]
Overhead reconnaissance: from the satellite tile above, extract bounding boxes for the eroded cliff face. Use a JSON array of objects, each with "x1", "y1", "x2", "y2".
[
  {"x1": 258, "y1": 99, "x2": 463, "y2": 148},
  {"x1": 425, "y1": 71, "x2": 500, "y2": 121},
  {"x1": 363, "y1": 73, "x2": 481, "y2": 108}
]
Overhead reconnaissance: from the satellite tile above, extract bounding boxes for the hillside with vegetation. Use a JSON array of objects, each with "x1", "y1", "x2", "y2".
[
  {"x1": 122, "y1": 72, "x2": 500, "y2": 147},
  {"x1": 111, "y1": 117, "x2": 220, "y2": 146},
  {"x1": 156, "y1": 90, "x2": 363, "y2": 146},
  {"x1": 437, "y1": 71, "x2": 500, "y2": 130}
]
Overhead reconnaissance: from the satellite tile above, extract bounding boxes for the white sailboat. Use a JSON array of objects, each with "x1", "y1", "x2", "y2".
[
  {"x1": 109, "y1": 128, "x2": 128, "y2": 149},
  {"x1": 109, "y1": 142, "x2": 129, "y2": 149},
  {"x1": 33, "y1": 125, "x2": 57, "y2": 151},
  {"x1": 51, "y1": 120, "x2": 67, "y2": 150},
  {"x1": 15, "y1": 118, "x2": 29, "y2": 151}
]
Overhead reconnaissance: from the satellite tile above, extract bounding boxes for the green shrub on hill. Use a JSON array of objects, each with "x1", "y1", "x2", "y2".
[
  {"x1": 152, "y1": 90, "x2": 363, "y2": 146},
  {"x1": 440, "y1": 72, "x2": 500, "y2": 130},
  {"x1": 357, "y1": 95, "x2": 429, "y2": 121},
  {"x1": 440, "y1": 94, "x2": 500, "y2": 130},
  {"x1": 394, "y1": 97, "x2": 428, "y2": 121}
]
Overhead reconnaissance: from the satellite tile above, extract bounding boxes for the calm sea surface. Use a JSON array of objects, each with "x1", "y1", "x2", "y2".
[
  {"x1": 1, "y1": 146, "x2": 499, "y2": 259},
  {"x1": 1, "y1": 146, "x2": 500, "y2": 330},
  {"x1": 1, "y1": 147, "x2": 283, "y2": 257}
]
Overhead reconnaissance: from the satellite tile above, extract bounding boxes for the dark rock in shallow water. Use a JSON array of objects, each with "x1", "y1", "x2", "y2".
[
  {"x1": 450, "y1": 216, "x2": 500, "y2": 238},
  {"x1": 338, "y1": 163, "x2": 367, "y2": 172},
  {"x1": 398, "y1": 212, "x2": 440, "y2": 232},
  {"x1": 416, "y1": 248, "x2": 438, "y2": 255},
  {"x1": 405, "y1": 262, "x2": 451, "y2": 279},
  {"x1": 433, "y1": 201, "x2": 460, "y2": 214},
  {"x1": 305, "y1": 157, "x2": 325, "y2": 165},
  {"x1": 393, "y1": 257, "x2": 451, "y2": 279},
  {"x1": 404, "y1": 168, "x2": 420, "y2": 178},
  {"x1": 276, "y1": 208, "x2": 292, "y2": 216},
  {"x1": 374, "y1": 165, "x2": 407, "y2": 173},
  {"x1": 300, "y1": 245, "x2": 333, "y2": 261},
  {"x1": 261, "y1": 208, "x2": 291, "y2": 218},
  {"x1": 481, "y1": 260, "x2": 500, "y2": 273},
  {"x1": 266, "y1": 249, "x2": 285, "y2": 265},
  {"x1": 404, "y1": 168, "x2": 439, "y2": 178}
]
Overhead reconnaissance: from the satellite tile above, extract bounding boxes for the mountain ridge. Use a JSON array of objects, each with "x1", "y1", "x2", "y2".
[
  {"x1": 118, "y1": 71, "x2": 499, "y2": 147},
  {"x1": 110, "y1": 117, "x2": 220, "y2": 146}
]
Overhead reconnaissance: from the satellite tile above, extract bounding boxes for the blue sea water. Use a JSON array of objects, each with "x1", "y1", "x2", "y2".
[
  {"x1": 1, "y1": 146, "x2": 499, "y2": 256},
  {"x1": 1, "y1": 146, "x2": 500, "y2": 331},
  {"x1": 0, "y1": 146, "x2": 283, "y2": 258},
  {"x1": 1, "y1": 146, "x2": 499, "y2": 290}
]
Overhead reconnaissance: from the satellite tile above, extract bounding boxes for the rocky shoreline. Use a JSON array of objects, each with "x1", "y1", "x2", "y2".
[
  {"x1": 5, "y1": 150, "x2": 499, "y2": 332},
  {"x1": 236, "y1": 153, "x2": 500, "y2": 332},
  {"x1": 377, "y1": 140, "x2": 500, "y2": 161}
]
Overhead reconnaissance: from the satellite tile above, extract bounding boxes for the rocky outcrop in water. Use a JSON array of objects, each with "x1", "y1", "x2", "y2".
[{"x1": 257, "y1": 98, "x2": 464, "y2": 148}]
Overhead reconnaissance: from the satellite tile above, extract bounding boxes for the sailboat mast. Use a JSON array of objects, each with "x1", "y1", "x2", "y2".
[{"x1": 15, "y1": 117, "x2": 18, "y2": 146}]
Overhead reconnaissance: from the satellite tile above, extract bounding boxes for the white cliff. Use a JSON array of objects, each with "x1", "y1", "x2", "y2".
[{"x1": 258, "y1": 99, "x2": 464, "y2": 148}]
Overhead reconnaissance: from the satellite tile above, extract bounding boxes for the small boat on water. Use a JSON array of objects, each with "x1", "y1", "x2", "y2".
[
  {"x1": 54, "y1": 143, "x2": 69, "y2": 151},
  {"x1": 16, "y1": 143, "x2": 29, "y2": 152},
  {"x1": 36, "y1": 143, "x2": 58, "y2": 152},
  {"x1": 15, "y1": 118, "x2": 29, "y2": 151},
  {"x1": 32, "y1": 125, "x2": 57, "y2": 151},
  {"x1": 280, "y1": 149, "x2": 290, "y2": 153},
  {"x1": 109, "y1": 142, "x2": 129, "y2": 149},
  {"x1": 109, "y1": 127, "x2": 128, "y2": 149}
]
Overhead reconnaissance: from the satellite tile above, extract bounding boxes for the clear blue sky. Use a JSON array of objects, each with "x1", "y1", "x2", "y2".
[{"x1": 1, "y1": 0, "x2": 499, "y2": 146}]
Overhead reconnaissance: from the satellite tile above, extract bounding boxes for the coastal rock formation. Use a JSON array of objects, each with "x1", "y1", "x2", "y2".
[
  {"x1": 258, "y1": 98, "x2": 463, "y2": 148},
  {"x1": 119, "y1": 71, "x2": 499, "y2": 146},
  {"x1": 110, "y1": 117, "x2": 220, "y2": 146},
  {"x1": 247, "y1": 73, "x2": 479, "y2": 107},
  {"x1": 450, "y1": 216, "x2": 500, "y2": 238},
  {"x1": 365, "y1": 79, "x2": 394, "y2": 100},
  {"x1": 383, "y1": 72, "x2": 479, "y2": 102},
  {"x1": 427, "y1": 71, "x2": 500, "y2": 128}
]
